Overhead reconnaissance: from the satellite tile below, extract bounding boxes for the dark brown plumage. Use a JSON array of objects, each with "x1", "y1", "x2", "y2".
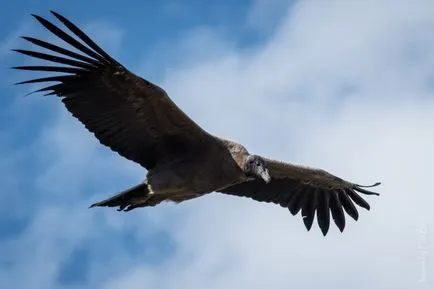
[
  {"x1": 218, "y1": 158, "x2": 380, "y2": 235},
  {"x1": 13, "y1": 11, "x2": 380, "y2": 236}
]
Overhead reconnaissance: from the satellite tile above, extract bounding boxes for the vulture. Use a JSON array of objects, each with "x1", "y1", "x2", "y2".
[{"x1": 12, "y1": 11, "x2": 380, "y2": 236}]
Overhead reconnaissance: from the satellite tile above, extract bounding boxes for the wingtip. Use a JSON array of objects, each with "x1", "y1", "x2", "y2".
[
  {"x1": 31, "y1": 13, "x2": 41, "y2": 20},
  {"x1": 50, "y1": 10, "x2": 61, "y2": 18},
  {"x1": 320, "y1": 228, "x2": 329, "y2": 237},
  {"x1": 89, "y1": 203, "x2": 98, "y2": 209},
  {"x1": 353, "y1": 182, "x2": 381, "y2": 196},
  {"x1": 20, "y1": 36, "x2": 32, "y2": 41},
  {"x1": 10, "y1": 49, "x2": 26, "y2": 57},
  {"x1": 334, "y1": 219, "x2": 345, "y2": 233},
  {"x1": 358, "y1": 182, "x2": 381, "y2": 188}
]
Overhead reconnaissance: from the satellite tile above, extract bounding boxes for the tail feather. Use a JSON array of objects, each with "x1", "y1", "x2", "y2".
[
  {"x1": 89, "y1": 183, "x2": 150, "y2": 211},
  {"x1": 89, "y1": 182, "x2": 201, "y2": 212}
]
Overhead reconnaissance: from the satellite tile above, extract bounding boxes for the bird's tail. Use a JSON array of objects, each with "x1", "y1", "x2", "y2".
[{"x1": 89, "y1": 182, "x2": 164, "y2": 212}]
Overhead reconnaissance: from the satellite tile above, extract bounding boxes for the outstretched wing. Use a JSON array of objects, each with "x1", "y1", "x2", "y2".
[
  {"x1": 218, "y1": 157, "x2": 380, "y2": 236},
  {"x1": 13, "y1": 11, "x2": 216, "y2": 170}
]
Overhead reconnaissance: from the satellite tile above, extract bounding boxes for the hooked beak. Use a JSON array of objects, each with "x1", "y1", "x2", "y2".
[{"x1": 260, "y1": 168, "x2": 271, "y2": 183}]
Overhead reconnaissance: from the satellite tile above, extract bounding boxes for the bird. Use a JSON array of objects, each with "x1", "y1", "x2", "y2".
[{"x1": 12, "y1": 10, "x2": 380, "y2": 236}]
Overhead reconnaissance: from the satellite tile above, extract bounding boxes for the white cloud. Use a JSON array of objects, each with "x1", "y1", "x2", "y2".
[{"x1": 3, "y1": 1, "x2": 434, "y2": 288}]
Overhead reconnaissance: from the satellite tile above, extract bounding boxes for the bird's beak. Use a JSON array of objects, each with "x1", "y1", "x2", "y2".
[{"x1": 260, "y1": 168, "x2": 271, "y2": 183}]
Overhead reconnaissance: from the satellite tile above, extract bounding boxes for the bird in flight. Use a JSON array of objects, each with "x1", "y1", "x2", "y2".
[{"x1": 13, "y1": 11, "x2": 380, "y2": 236}]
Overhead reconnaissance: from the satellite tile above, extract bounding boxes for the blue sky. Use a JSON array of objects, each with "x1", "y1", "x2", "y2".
[{"x1": 1, "y1": 1, "x2": 434, "y2": 289}]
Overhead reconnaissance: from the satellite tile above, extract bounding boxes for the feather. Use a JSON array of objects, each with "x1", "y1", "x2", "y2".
[
  {"x1": 31, "y1": 14, "x2": 107, "y2": 62},
  {"x1": 317, "y1": 190, "x2": 331, "y2": 236},
  {"x1": 12, "y1": 65, "x2": 85, "y2": 74},
  {"x1": 12, "y1": 49, "x2": 95, "y2": 69},
  {"x1": 329, "y1": 191, "x2": 345, "y2": 232},
  {"x1": 287, "y1": 188, "x2": 305, "y2": 215},
  {"x1": 301, "y1": 189, "x2": 317, "y2": 231},
  {"x1": 339, "y1": 191, "x2": 359, "y2": 221},
  {"x1": 20, "y1": 36, "x2": 101, "y2": 66},
  {"x1": 50, "y1": 10, "x2": 118, "y2": 63}
]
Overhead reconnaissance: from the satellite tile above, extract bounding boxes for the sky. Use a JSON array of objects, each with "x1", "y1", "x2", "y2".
[{"x1": 0, "y1": 0, "x2": 433, "y2": 288}]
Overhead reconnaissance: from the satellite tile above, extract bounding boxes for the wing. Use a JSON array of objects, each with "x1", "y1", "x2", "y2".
[
  {"x1": 12, "y1": 11, "x2": 216, "y2": 170},
  {"x1": 218, "y1": 157, "x2": 380, "y2": 236}
]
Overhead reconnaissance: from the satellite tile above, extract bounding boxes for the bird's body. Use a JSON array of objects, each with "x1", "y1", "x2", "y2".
[
  {"x1": 13, "y1": 11, "x2": 380, "y2": 236},
  {"x1": 92, "y1": 138, "x2": 253, "y2": 210}
]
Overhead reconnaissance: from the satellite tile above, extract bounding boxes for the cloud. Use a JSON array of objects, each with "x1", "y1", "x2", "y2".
[
  {"x1": 246, "y1": 0, "x2": 293, "y2": 33},
  {"x1": 2, "y1": 1, "x2": 434, "y2": 289}
]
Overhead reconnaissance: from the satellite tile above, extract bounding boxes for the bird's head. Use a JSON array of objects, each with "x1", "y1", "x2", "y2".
[{"x1": 244, "y1": 155, "x2": 271, "y2": 183}]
